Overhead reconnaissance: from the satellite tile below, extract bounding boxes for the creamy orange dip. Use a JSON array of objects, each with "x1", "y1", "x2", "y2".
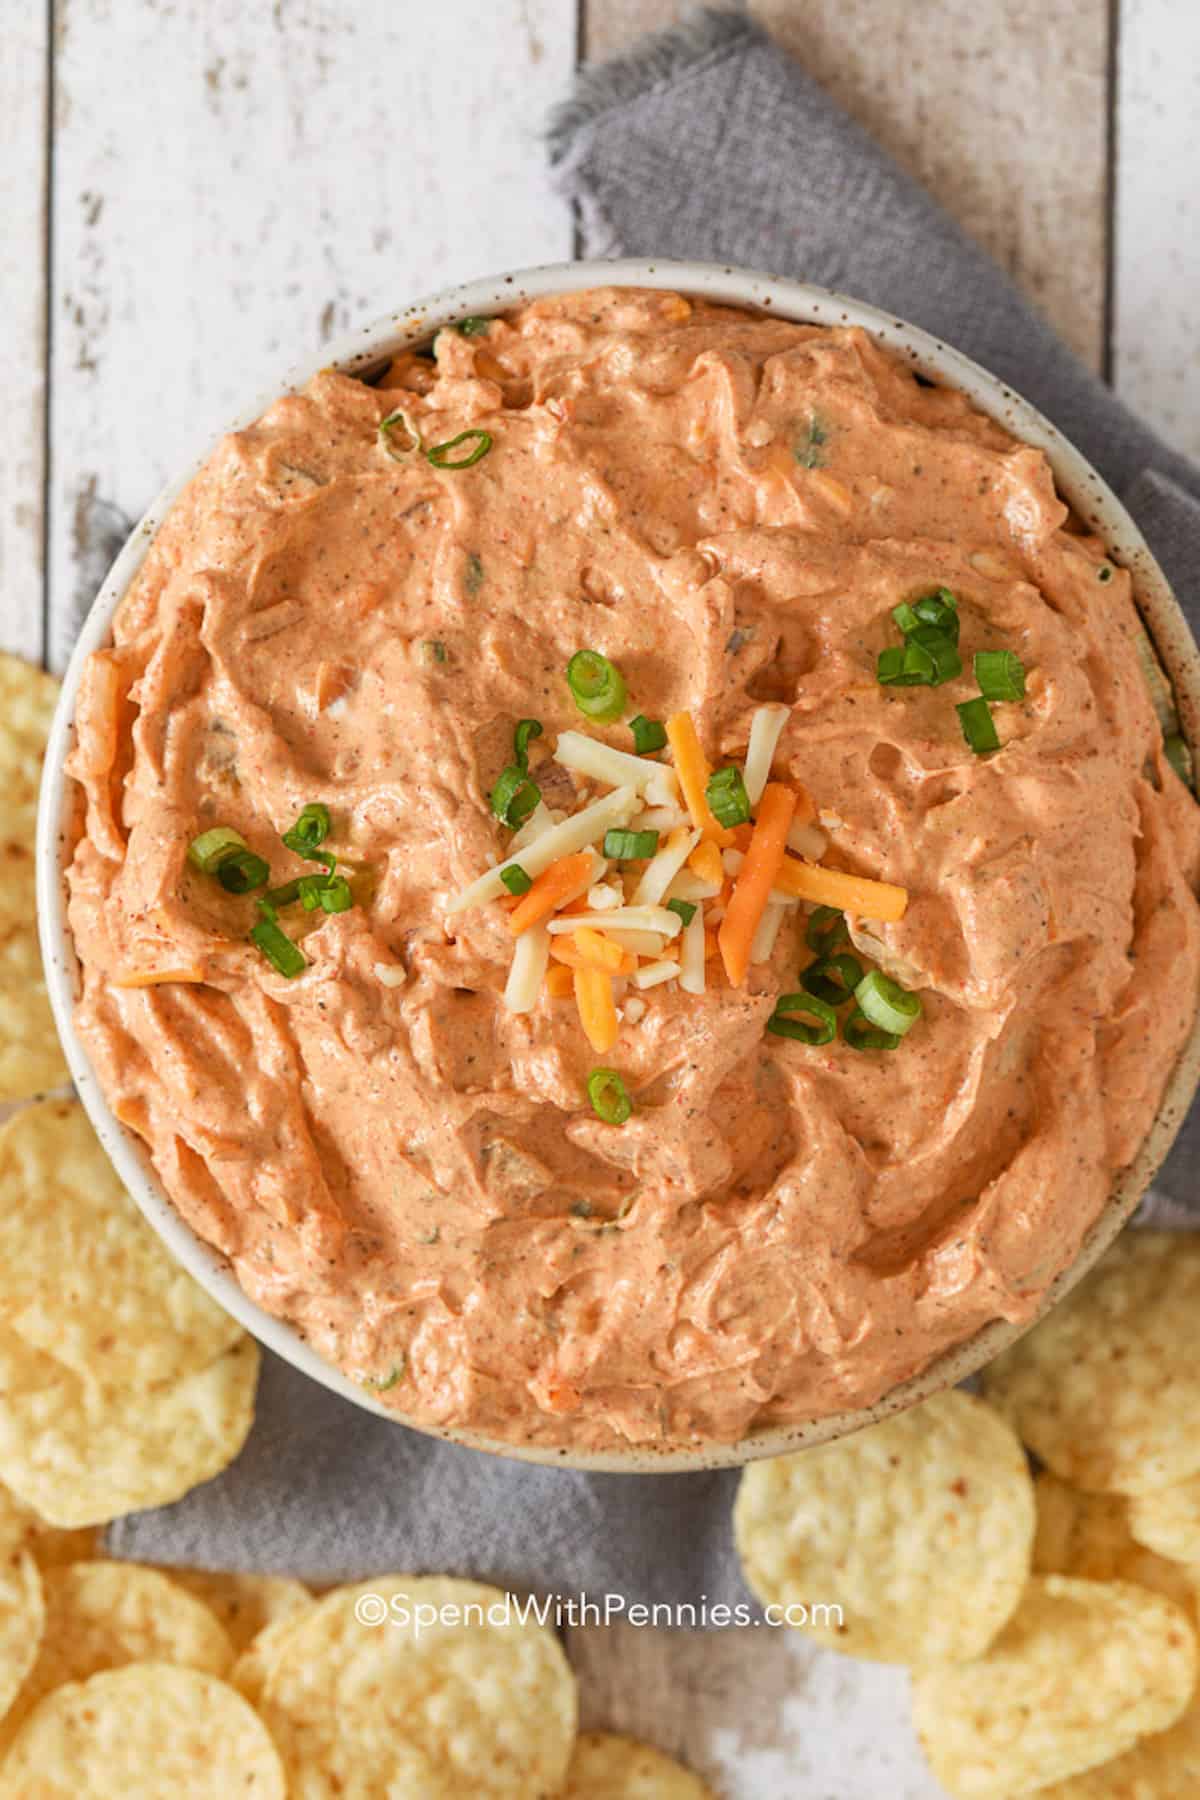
[{"x1": 66, "y1": 288, "x2": 1200, "y2": 1452}]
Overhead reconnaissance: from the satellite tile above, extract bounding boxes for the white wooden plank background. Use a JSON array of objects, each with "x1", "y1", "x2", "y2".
[{"x1": 3, "y1": 2, "x2": 1198, "y2": 1793}]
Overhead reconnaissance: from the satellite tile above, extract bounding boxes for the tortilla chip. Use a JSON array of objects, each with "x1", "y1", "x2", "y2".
[
  {"x1": 565, "y1": 1731, "x2": 714, "y2": 1797},
  {"x1": 0, "y1": 1098, "x2": 242, "y2": 1389},
  {"x1": 1033, "y1": 1471, "x2": 1200, "y2": 1618},
  {"x1": 1, "y1": 1560, "x2": 233, "y2": 1744},
  {"x1": 733, "y1": 1390, "x2": 1035, "y2": 1663},
  {"x1": 163, "y1": 1568, "x2": 311, "y2": 1656},
  {"x1": 983, "y1": 1233, "x2": 1200, "y2": 1494},
  {"x1": 912, "y1": 1576, "x2": 1197, "y2": 1796},
  {"x1": 1034, "y1": 1694, "x2": 1200, "y2": 1795},
  {"x1": 1128, "y1": 1470, "x2": 1200, "y2": 1566},
  {"x1": 255, "y1": 1575, "x2": 577, "y2": 1797},
  {"x1": 0, "y1": 1548, "x2": 43, "y2": 1727},
  {"x1": 0, "y1": 1664, "x2": 285, "y2": 1796},
  {"x1": 0, "y1": 1329, "x2": 259, "y2": 1528},
  {"x1": 0, "y1": 653, "x2": 58, "y2": 849}
]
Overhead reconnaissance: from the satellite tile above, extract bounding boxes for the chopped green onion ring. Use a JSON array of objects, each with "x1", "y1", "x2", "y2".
[
  {"x1": 603, "y1": 828, "x2": 659, "y2": 860},
  {"x1": 706, "y1": 765, "x2": 751, "y2": 829},
  {"x1": 491, "y1": 764, "x2": 540, "y2": 829},
  {"x1": 425, "y1": 429, "x2": 492, "y2": 470},
  {"x1": 891, "y1": 602, "x2": 921, "y2": 635},
  {"x1": 805, "y1": 905, "x2": 849, "y2": 953},
  {"x1": 264, "y1": 878, "x2": 302, "y2": 909},
  {"x1": 802, "y1": 952, "x2": 864, "y2": 1008},
  {"x1": 974, "y1": 649, "x2": 1027, "y2": 702},
  {"x1": 855, "y1": 969, "x2": 922, "y2": 1037},
  {"x1": 379, "y1": 408, "x2": 422, "y2": 461},
  {"x1": 250, "y1": 912, "x2": 307, "y2": 979},
  {"x1": 215, "y1": 849, "x2": 270, "y2": 895},
  {"x1": 457, "y1": 316, "x2": 491, "y2": 337},
  {"x1": 566, "y1": 649, "x2": 627, "y2": 723},
  {"x1": 501, "y1": 864, "x2": 533, "y2": 896},
  {"x1": 666, "y1": 897, "x2": 697, "y2": 927},
  {"x1": 281, "y1": 803, "x2": 332, "y2": 859},
  {"x1": 766, "y1": 992, "x2": 838, "y2": 1046},
  {"x1": 843, "y1": 1006, "x2": 901, "y2": 1052},
  {"x1": 908, "y1": 627, "x2": 962, "y2": 685},
  {"x1": 957, "y1": 696, "x2": 1001, "y2": 755},
  {"x1": 513, "y1": 718, "x2": 543, "y2": 772},
  {"x1": 630, "y1": 715, "x2": 667, "y2": 755},
  {"x1": 587, "y1": 1067, "x2": 633, "y2": 1125},
  {"x1": 187, "y1": 826, "x2": 247, "y2": 875}
]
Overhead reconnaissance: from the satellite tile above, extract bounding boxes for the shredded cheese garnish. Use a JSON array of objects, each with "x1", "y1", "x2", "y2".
[
  {"x1": 665, "y1": 712, "x2": 735, "y2": 846},
  {"x1": 772, "y1": 859, "x2": 908, "y2": 921},
  {"x1": 111, "y1": 967, "x2": 206, "y2": 988},
  {"x1": 573, "y1": 965, "x2": 619, "y2": 1053}
]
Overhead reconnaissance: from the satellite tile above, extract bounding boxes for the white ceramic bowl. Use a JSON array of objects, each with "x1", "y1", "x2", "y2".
[{"x1": 37, "y1": 259, "x2": 1200, "y2": 1472}]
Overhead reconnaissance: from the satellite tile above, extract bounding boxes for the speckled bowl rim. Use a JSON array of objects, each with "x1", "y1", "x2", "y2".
[{"x1": 37, "y1": 257, "x2": 1200, "y2": 1474}]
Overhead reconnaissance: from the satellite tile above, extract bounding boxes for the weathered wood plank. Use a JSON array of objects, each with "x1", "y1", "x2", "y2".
[
  {"x1": 46, "y1": 0, "x2": 577, "y2": 670},
  {"x1": 584, "y1": 0, "x2": 1111, "y2": 371},
  {"x1": 1114, "y1": 0, "x2": 1200, "y2": 462},
  {"x1": 0, "y1": 6, "x2": 50, "y2": 664},
  {"x1": 566, "y1": 1621, "x2": 938, "y2": 1798}
]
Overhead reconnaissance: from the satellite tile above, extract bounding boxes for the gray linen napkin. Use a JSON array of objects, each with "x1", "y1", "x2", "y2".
[{"x1": 108, "y1": 5, "x2": 1200, "y2": 1590}]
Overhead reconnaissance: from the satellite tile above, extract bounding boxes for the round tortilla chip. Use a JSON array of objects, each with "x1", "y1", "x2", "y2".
[
  {"x1": 0, "y1": 1329, "x2": 259, "y2": 1528},
  {"x1": 0, "y1": 1663, "x2": 285, "y2": 1797},
  {"x1": 1033, "y1": 1471, "x2": 1200, "y2": 1619},
  {"x1": 0, "y1": 653, "x2": 58, "y2": 849},
  {"x1": 1035, "y1": 1695, "x2": 1200, "y2": 1795},
  {"x1": 565, "y1": 1731, "x2": 714, "y2": 1797},
  {"x1": 911, "y1": 1576, "x2": 1197, "y2": 1797},
  {"x1": 256, "y1": 1575, "x2": 577, "y2": 1797},
  {"x1": 164, "y1": 1568, "x2": 311, "y2": 1656},
  {"x1": 0, "y1": 1098, "x2": 242, "y2": 1389},
  {"x1": 231, "y1": 1605, "x2": 317, "y2": 1709},
  {"x1": 733, "y1": 1390, "x2": 1035, "y2": 1664},
  {"x1": 1, "y1": 1560, "x2": 233, "y2": 1743},
  {"x1": 0, "y1": 1548, "x2": 44, "y2": 1726},
  {"x1": 0, "y1": 906, "x2": 69, "y2": 1102},
  {"x1": 1128, "y1": 1470, "x2": 1200, "y2": 1565},
  {"x1": 0, "y1": 1475, "x2": 96, "y2": 1570},
  {"x1": 982, "y1": 1233, "x2": 1200, "y2": 1495}
]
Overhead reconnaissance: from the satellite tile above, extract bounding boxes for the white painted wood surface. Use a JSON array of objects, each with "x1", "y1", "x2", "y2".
[
  {"x1": 2, "y1": 3, "x2": 1197, "y2": 1793},
  {"x1": 0, "y1": 6, "x2": 49, "y2": 664},
  {"x1": 1114, "y1": 0, "x2": 1200, "y2": 462}
]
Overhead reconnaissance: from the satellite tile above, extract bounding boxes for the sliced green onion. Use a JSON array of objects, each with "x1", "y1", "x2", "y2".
[
  {"x1": 501, "y1": 864, "x2": 533, "y2": 896},
  {"x1": 909, "y1": 627, "x2": 962, "y2": 685},
  {"x1": 491, "y1": 765, "x2": 540, "y2": 829},
  {"x1": 843, "y1": 1006, "x2": 901, "y2": 1052},
  {"x1": 794, "y1": 415, "x2": 828, "y2": 469},
  {"x1": 666, "y1": 897, "x2": 697, "y2": 927},
  {"x1": 425, "y1": 429, "x2": 492, "y2": 470},
  {"x1": 281, "y1": 803, "x2": 332, "y2": 858},
  {"x1": 891, "y1": 602, "x2": 921, "y2": 635},
  {"x1": 379, "y1": 408, "x2": 422, "y2": 461},
  {"x1": 264, "y1": 878, "x2": 301, "y2": 909},
  {"x1": 587, "y1": 1067, "x2": 633, "y2": 1125},
  {"x1": 766, "y1": 992, "x2": 837, "y2": 1046},
  {"x1": 974, "y1": 649, "x2": 1027, "y2": 702},
  {"x1": 457, "y1": 316, "x2": 491, "y2": 337},
  {"x1": 465, "y1": 552, "x2": 485, "y2": 594},
  {"x1": 630, "y1": 715, "x2": 667, "y2": 755},
  {"x1": 250, "y1": 912, "x2": 307, "y2": 979},
  {"x1": 513, "y1": 718, "x2": 543, "y2": 772},
  {"x1": 802, "y1": 953, "x2": 864, "y2": 1007},
  {"x1": 188, "y1": 827, "x2": 247, "y2": 875},
  {"x1": 566, "y1": 649, "x2": 627, "y2": 723},
  {"x1": 806, "y1": 905, "x2": 849, "y2": 953},
  {"x1": 297, "y1": 871, "x2": 353, "y2": 914},
  {"x1": 913, "y1": 588, "x2": 960, "y2": 640},
  {"x1": 855, "y1": 969, "x2": 922, "y2": 1037},
  {"x1": 706, "y1": 765, "x2": 751, "y2": 829},
  {"x1": 1097, "y1": 563, "x2": 1114, "y2": 584},
  {"x1": 418, "y1": 639, "x2": 447, "y2": 665},
  {"x1": 1165, "y1": 733, "x2": 1193, "y2": 786},
  {"x1": 603, "y1": 828, "x2": 659, "y2": 860},
  {"x1": 957, "y1": 696, "x2": 1001, "y2": 755},
  {"x1": 215, "y1": 849, "x2": 270, "y2": 895},
  {"x1": 878, "y1": 640, "x2": 935, "y2": 687}
]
